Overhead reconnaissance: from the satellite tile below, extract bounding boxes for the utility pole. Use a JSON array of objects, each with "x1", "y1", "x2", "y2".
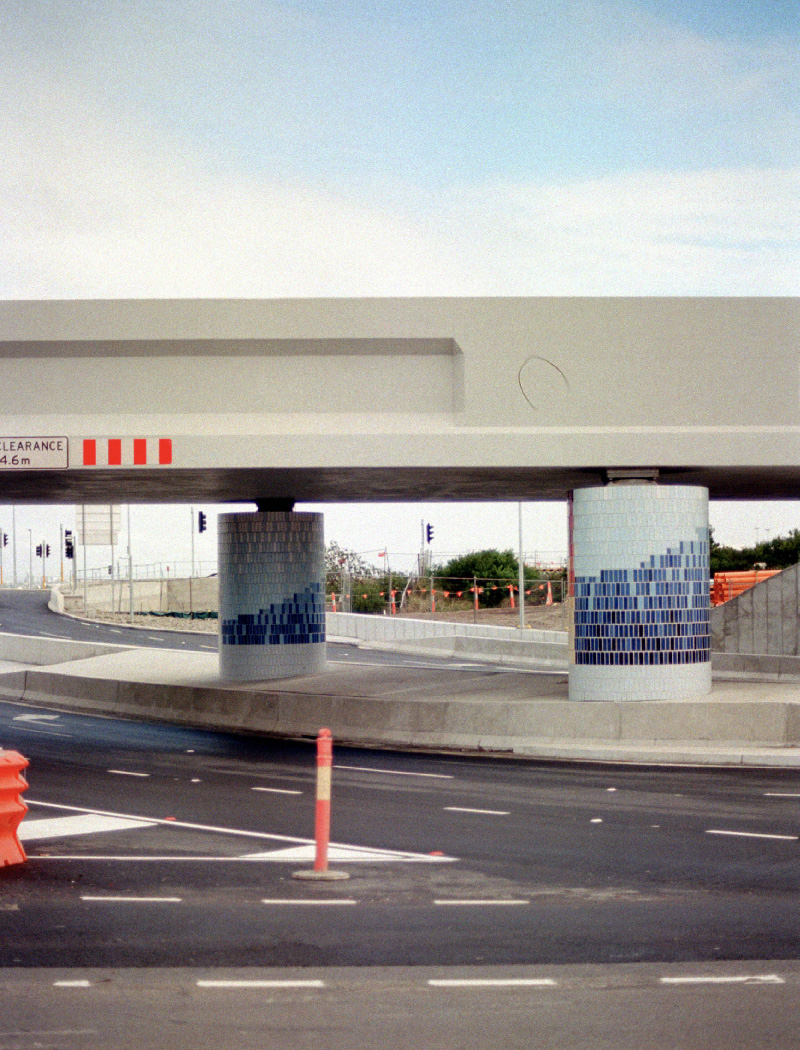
[
  {"x1": 128, "y1": 504, "x2": 134, "y2": 624},
  {"x1": 11, "y1": 505, "x2": 16, "y2": 587},
  {"x1": 189, "y1": 506, "x2": 195, "y2": 617},
  {"x1": 518, "y1": 502, "x2": 525, "y2": 631}
]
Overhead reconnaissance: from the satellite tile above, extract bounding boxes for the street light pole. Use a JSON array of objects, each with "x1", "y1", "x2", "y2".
[
  {"x1": 518, "y1": 502, "x2": 525, "y2": 631},
  {"x1": 27, "y1": 529, "x2": 32, "y2": 589}
]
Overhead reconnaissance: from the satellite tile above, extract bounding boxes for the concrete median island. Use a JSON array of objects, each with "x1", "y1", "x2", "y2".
[{"x1": 1, "y1": 632, "x2": 800, "y2": 766}]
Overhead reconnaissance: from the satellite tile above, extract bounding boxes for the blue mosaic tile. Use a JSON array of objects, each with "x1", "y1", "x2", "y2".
[
  {"x1": 221, "y1": 583, "x2": 326, "y2": 647},
  {"x1": 574, "y1": 538, "x2": 710, "y2": 667}
]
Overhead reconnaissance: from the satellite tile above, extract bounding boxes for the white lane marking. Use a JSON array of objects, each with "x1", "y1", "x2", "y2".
[
  {"x1": 429, "y1": 978, "x2": 556, "y2": 987},
  {"x1": 445, "y1": 807, "x2": 509, "y2": 816},
  {"x1": 26, "y1": 800, "x2": 313, "y2": 845},
  {"x1": 252, "y1": 786, "x2": 303, "y2": 796},
  {"x1": 12, "y1": 713, "x2": 60, "y2": 722},
  {"x1": 19, "y1": 814, "x2": 157, "y2": 842},
  {"x1": 197, "y1": 979, "x2": 326, "y2": 989},
  {"x1": 590, "y1": 818, "x2": 604, "y2": 824},
  {"x1": 25, "y1": 800, "x2": 456, "y2": 863},
  {"x1": 764, "y1": 793, "x2": 800, "y2": 798},
  {"x1": 108, "y1": 769, "x2": 150, "y2": 778},
  {"x1": 334, "y1": 764, "x2": 454, "y2": 780},
  {"x1": 262, "y1": 899, "x2": 357, "y2": 906},
  {"x1": 53, "y1": 980, "x2": 93, "y2": 987},
  {"x1": 81, "y1": 895, "x2": 182, "y2": 903},
  {"x1": 108, "y1": 629, "x2": 123, "y2": 635},
  {"x1": 434, "y1": 899, "x2": 529, "y2": 906},
  {"x1": 660, "y1": 975, "x2": 785, "y2": 985},
  {"x1": 146, "y1": 635, "x2": 165, "y2": 641},
  {"x1": 200, "y1": 645, "x2": 217, "y2": 650},
  {"x1": 706, "y1": 829, "x2": 798, "y2": 841}
]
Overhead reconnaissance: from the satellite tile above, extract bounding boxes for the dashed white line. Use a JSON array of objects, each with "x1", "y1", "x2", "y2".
[
  {"x1": 434, "y1": 899, "x2": 529, "y2": 906},
  {"x1": 706, "y1": 829, "x2": 798, "y2": 841},
  {"x1": 429, "y1": 978, "x2": 556, "y2": 987},
  {"x1": 252, "y1": 786, "x2": 303, "y2": 796},
  {"x1": 197, "y1": 979, "x2": 325, "y2": 989},
  {"x1": 81, "y1": 895, "x2": 182, "y2": 903},
  {"x1": 660, "y1": 975, "x2": 784, "y2": 985},
  {"x1": 444, "y1": 806, "x2": 509, "y2": 816},
  {"x1": 53, "y1": 980, "x2": 93, "y2": 988},
  {"x1": 335, "y1": 764, "x2": 454, "y2": 779},
  {"x1": 262, "y1": 899, "x2": 357, "y2": 906},
  {"x1": 108, "y1": 769, "x2": 150, "y2": 778},
  {"x1": 764, "y1": 793, "x2": 800, "y2": 798}
]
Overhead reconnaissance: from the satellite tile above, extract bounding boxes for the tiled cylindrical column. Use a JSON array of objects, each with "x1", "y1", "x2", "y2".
[
  {"x1": 570, "y1": 484, "x2": 711, "y2": 702},
  {"x1": 219, "y1": 511, "x2": 326, "y2": 681}
]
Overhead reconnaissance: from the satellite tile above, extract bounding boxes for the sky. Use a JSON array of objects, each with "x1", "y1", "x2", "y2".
[{"x1": 3, "y1": 0, "x2": 799, "y2": 580}]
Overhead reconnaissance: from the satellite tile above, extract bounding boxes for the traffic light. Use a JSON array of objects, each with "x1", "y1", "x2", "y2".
[
  {"x1": 45, "y1": 544, "x2": 51, "y2": 558},
  {"x1": 35, "y1": 544, "x2": 42, "y2": 557},
  {"x1": 426, "y1": 523, "x2": 434, "y2": 544},
  {"x1": 2, "y1": 533, "x2": 7, "y2": 547},
  {"x1": 65, "y1": 530, "x2": 74, "y2": 559},
  {"x1": 198, "y1": 511, "x2": 207, "y2": 533}
]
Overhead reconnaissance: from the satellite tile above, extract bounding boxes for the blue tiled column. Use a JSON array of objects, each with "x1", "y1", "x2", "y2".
[
  {"x1": 218, "y1": 511, "x2": 326, "y2": 681},
  {"x1": 569, "y1": 485, "x2": 711, "y2": 702}
]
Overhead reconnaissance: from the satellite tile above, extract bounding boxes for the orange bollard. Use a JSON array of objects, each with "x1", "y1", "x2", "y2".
[
  {"x1": 508, "y1": 584, "x2": 515, "y2": 610},
  {"x1": 0, "y1": 750, "x2": 29, "y2": 867},
  {"x1": 314, "y1": 727, "x2": 333, "y2": 872},
  {"x1": 292, "y1": 729, "x2": 349, "y2": 881}
]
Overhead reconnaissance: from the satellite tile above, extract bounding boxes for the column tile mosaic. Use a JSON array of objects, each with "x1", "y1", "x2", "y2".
[
  {"x1": 569, "y1": 485, "x2": 711, "y2": 702},
  {"x1": 218, "y1": 512, "x2": 326, "y2": 681}
]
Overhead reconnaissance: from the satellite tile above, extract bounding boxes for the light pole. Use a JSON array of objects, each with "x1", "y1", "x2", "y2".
[{"x1": 27, "y1": 529, "x2": 32, "y2": 589}]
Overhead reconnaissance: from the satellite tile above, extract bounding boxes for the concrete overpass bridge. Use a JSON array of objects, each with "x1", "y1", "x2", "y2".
[{"x1": 1, "y1": 297, "x2": 798, "y2": 700}]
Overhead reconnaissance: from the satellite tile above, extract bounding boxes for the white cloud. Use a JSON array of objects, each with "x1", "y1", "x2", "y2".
[{"x1": 2, "y1": 57, "x2": 798, "y2": 299}]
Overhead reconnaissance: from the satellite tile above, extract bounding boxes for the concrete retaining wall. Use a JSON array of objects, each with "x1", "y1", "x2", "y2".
[
  {"x1": 327, "y1": 611, "x2": 569, "y2": 667},
  {"x1": 58, "y1": 577, "x2": 219, "y2": 615},
  {"x1": 712, "y1": 564, "x2": 800, "y2": 656}
]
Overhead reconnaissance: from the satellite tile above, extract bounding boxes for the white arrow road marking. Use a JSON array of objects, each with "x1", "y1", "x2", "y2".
[
  {"x1": 18, "y1": 814, "x2": 158, "y2": 842},
  {"x1": 12, "y1": 713, "x2": 60, "y2": 722}
]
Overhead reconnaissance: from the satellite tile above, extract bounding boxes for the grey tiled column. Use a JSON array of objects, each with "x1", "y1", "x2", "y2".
[
  {"x1": 569, "y1": 484, "x2": 711, "y2": 701},
  {"x1": 218, "y1": 511, "x2": 326, "y2": 681}
]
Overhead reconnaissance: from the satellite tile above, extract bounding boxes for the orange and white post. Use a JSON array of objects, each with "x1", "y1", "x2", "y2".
[
  {"x1": 293, "y1": 728, "x2": 349, "y2": 881},
  {"x1": 314, "y1": 727, "x2": 333, "y2": 872}
]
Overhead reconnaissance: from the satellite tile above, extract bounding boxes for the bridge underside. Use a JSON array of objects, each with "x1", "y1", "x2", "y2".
[{"x1": 2, "y1": 465, "x2": 800, "y2": 504}]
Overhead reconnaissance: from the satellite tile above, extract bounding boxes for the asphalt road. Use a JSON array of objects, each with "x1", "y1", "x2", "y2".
[{"x1": 3, "y1": 589, "x2": 800, "y2": 1046}]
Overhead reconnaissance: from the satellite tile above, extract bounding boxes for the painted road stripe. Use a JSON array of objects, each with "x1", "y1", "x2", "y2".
[
  {"x1": 262, "y1": 898, "x2": 357, "y2": 905},
  {"x1": 764, "y1": 793, "x2": 800, "y2": 798},
  {"x1": 53, "y1": 980, "x2": 93, "y2": 988},
  {"x1": 429, "y1": 978, "x2": 556, "y2": 988},
  {"x1": 108, "y1": 769, "x2": 151, "y2": 778},
  {"x1": 434, "y1": 899, "x2": 529, "y2": 906},
  {"x1": 252, "y1": 786, "x2": 303, "y2": 796},
  {"x1": 25, "y1": 800, "x2": 455, "y2": 863},
  {"x1": 660, "y1": 975, "x2": 784, "y2": 985},
  {"x1": 445, "y1": 807, "x2": 509, "y2": 816},
  {"x1": 19, "y1": 814, "x2": 157, "y2": 842},
  {"x1": 706, "y1": 829, "x2": 798, "y2": 841},
  {"x1": 197, "y1": 980, "x2": 325, "y2": 989},
  {"x1": 335, "y1": 764, "x2": 454, "y2": 779},
  {"x1": 81, "y1": 895, "x2": 182, "y2": 902}
]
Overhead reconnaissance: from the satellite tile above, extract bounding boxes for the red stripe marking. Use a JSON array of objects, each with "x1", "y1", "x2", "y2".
[
  {"x1": 108, "y1": 439, "x2": 122, "y2": 466},
  {"x1": 83, "y1": 439, "x2": 97, "y2": 466},
  {"x1": 133, "y1": 439, "x2": 147, "y2": 465},
  {"x1": 159, "y1": 438, "x2": 172, "y2": 465}
]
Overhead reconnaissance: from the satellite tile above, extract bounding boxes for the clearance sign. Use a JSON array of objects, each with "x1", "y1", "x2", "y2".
[{"x1": 0, "y1": 437, "x2": 68, "y2": 469}]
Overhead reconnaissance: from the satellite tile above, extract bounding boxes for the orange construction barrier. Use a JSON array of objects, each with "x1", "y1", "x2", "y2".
[
  {"x1": 0, "y1": 750, "x2": 29, "y2": 867},
  {"x1": 712, "y1": 570, "x2": 781, "y2": 606}
]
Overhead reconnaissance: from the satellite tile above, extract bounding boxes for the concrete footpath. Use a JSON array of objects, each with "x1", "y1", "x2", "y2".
[{"x1": 2, "y1": 632, "x2": 800, "y2": 766}]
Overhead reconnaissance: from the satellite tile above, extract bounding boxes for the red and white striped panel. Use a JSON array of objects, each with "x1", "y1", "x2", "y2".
[{"x1": 82, "y1": 438, "x2": 172, "y2": 467}]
